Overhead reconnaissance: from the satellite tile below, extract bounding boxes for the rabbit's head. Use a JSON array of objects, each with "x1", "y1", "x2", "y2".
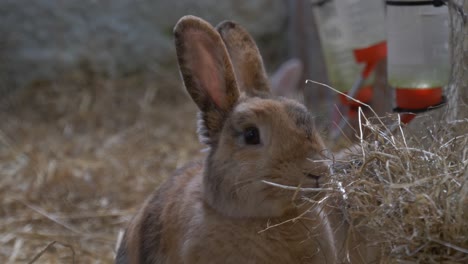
[{"x1": 174, "y1": 16, "x2": 330, "y2": 218}]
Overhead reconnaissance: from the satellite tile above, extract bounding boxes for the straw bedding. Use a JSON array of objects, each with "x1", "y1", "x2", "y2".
[
  {"x1": 0, "y1": 75, "x2": 201, "y2": 263},
  {"x1": 0, "y1": 75, "x2": 466, "y2": 263},
  {"x1": 330, "y1": 112, "x2": 467, "y2": 263}
]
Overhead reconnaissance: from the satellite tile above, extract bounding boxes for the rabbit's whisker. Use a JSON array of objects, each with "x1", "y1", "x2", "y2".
[
  {"x1": 262, "y1": 180, "x2": 333, "y2": 192},
  {"x1": 232, "y1": 176, "x2": 266, "y2": 193}
]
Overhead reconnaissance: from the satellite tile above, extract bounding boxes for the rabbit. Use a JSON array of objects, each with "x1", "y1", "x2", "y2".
[
  {"x1": 115, "y1": 15, "x2": 339, "y2": 264},
  {"x1": 270, "y1": 58, "x2": 304, "y2": 98}
]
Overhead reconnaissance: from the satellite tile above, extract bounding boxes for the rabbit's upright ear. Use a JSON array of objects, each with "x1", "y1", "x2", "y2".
[
  {"x1": 216, "y1": 21, "x2": 270, "y2": 95},
  {"x1": 174, "y1": 16, "x2": 239, "y2": 143}
]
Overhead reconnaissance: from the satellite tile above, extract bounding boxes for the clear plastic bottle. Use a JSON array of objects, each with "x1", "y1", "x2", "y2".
[
  {"x1": 336, "y1": 0, "x2": 386, "y2": 49},
  {"x1": 387, "y1": 3, "x2": 450, "y2": 89},
  {"x1": 313, "y1": 1, "x2": 361, "y2": 93},
  {"x1": 313, "y1": 0, "x2": 387, "y2": 135},
  {"x1": 313, "y1": 0, "x2": 386, "y2": 94},
  {"x1": 386, "y1": 1, "x2": 450, "y2": 120}
]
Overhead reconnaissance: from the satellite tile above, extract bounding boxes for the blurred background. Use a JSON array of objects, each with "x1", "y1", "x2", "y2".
[
  {"x1": 0, "y1": 0, "x2": 331, "y2": 103},
  {"x1": 0, "y1": 0, "x2": 466, "y2": 263}
]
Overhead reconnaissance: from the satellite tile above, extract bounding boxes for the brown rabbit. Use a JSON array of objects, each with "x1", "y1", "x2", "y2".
[{"x1": 116, "y1": 16, "x2": 338, "y2": 264}]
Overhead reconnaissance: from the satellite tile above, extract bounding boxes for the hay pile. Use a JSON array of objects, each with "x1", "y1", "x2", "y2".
[
  {"x1": 0, "y1": 75, "x2": 201, "y2": 263},
  {"x1": 332, "y1": 111, "x2": 468, "y2": 263}
]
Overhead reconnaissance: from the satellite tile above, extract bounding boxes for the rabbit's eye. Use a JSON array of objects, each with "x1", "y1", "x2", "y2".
[{"x1": 243, "y1": 126, "x2": 260, "y2": 145}]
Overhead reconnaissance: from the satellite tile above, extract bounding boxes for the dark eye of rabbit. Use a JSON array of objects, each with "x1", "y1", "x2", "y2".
[{"x1": 243, "y1": 127, "x2": 260, "y2": 145}]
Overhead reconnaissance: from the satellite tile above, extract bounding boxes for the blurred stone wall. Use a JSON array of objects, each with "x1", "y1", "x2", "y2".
[{"x1": 0, "y1": 0, "x2": 288, "y2": 98}]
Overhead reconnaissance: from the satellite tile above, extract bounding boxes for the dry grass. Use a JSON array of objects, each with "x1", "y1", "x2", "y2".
[
  {"x1": 331, "y1": 111, "x2": 468, "y2": 263},
  {"x1": 0, "y1": 75, "x2": 201, "y2": 263}
]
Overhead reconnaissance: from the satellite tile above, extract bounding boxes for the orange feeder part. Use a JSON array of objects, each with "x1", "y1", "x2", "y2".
[
  {"x1": 338, "y1": 42, "x2": 387, "y2": 117},
  {"x1": 339, "y1": 85, "x2": 373, "y2": 107},
  {"x1": 395, "y1": 87, "x2": 444, "y2": 124},
  {"x1": 339, "y1": 86, "x2": 374, "y2": 118},
  {"x1": 354, "y1": 41, "x2": 387, "y2": 79}
]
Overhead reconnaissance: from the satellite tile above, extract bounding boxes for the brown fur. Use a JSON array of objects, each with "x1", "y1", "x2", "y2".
[
  {"x1": 116, "y1": 16, "x2": 372, "y2": 264},
  {"x1": 217, "y1": 21, "x2": 270, "y2": 95}
]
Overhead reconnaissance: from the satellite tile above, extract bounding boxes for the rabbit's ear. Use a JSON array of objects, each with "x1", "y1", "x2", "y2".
[
  {"x1": 174, "y1": 16, "x2": 239, "y2": 111},
  {"x1": 216, "y1": 21, "x2": 270, "y2": 96},
  {"x1": 174, "y1": 16, "x2": 239, "y2": 143},
  {"x1": 270, "y1": 58, "x2": 304, "y2": 97}
]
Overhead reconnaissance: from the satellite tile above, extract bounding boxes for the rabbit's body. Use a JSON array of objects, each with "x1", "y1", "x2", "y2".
[
  {"x1": 118, "y1": 161, "x2": 336, "y2": 264},
  {"x1": 117, "y1": 16, "x2": 340, "y2": 264}
]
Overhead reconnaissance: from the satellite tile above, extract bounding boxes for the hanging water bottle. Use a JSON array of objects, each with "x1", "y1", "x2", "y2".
[
  {"x1": 313, "y1": 0, "x2": 387, "y2": 138},
  {"x1": 386, "y1": 0, "x2": 450, "y2": 123},
  {"x1": 313, "y1": 0, "x2": 386, "y2": 107},
  {"x1": 336, "y1": 0, "x2": 387, "y2": 103},
  {"x1": 312, "y1": 1, "x2": 362, "y2": 95}
]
